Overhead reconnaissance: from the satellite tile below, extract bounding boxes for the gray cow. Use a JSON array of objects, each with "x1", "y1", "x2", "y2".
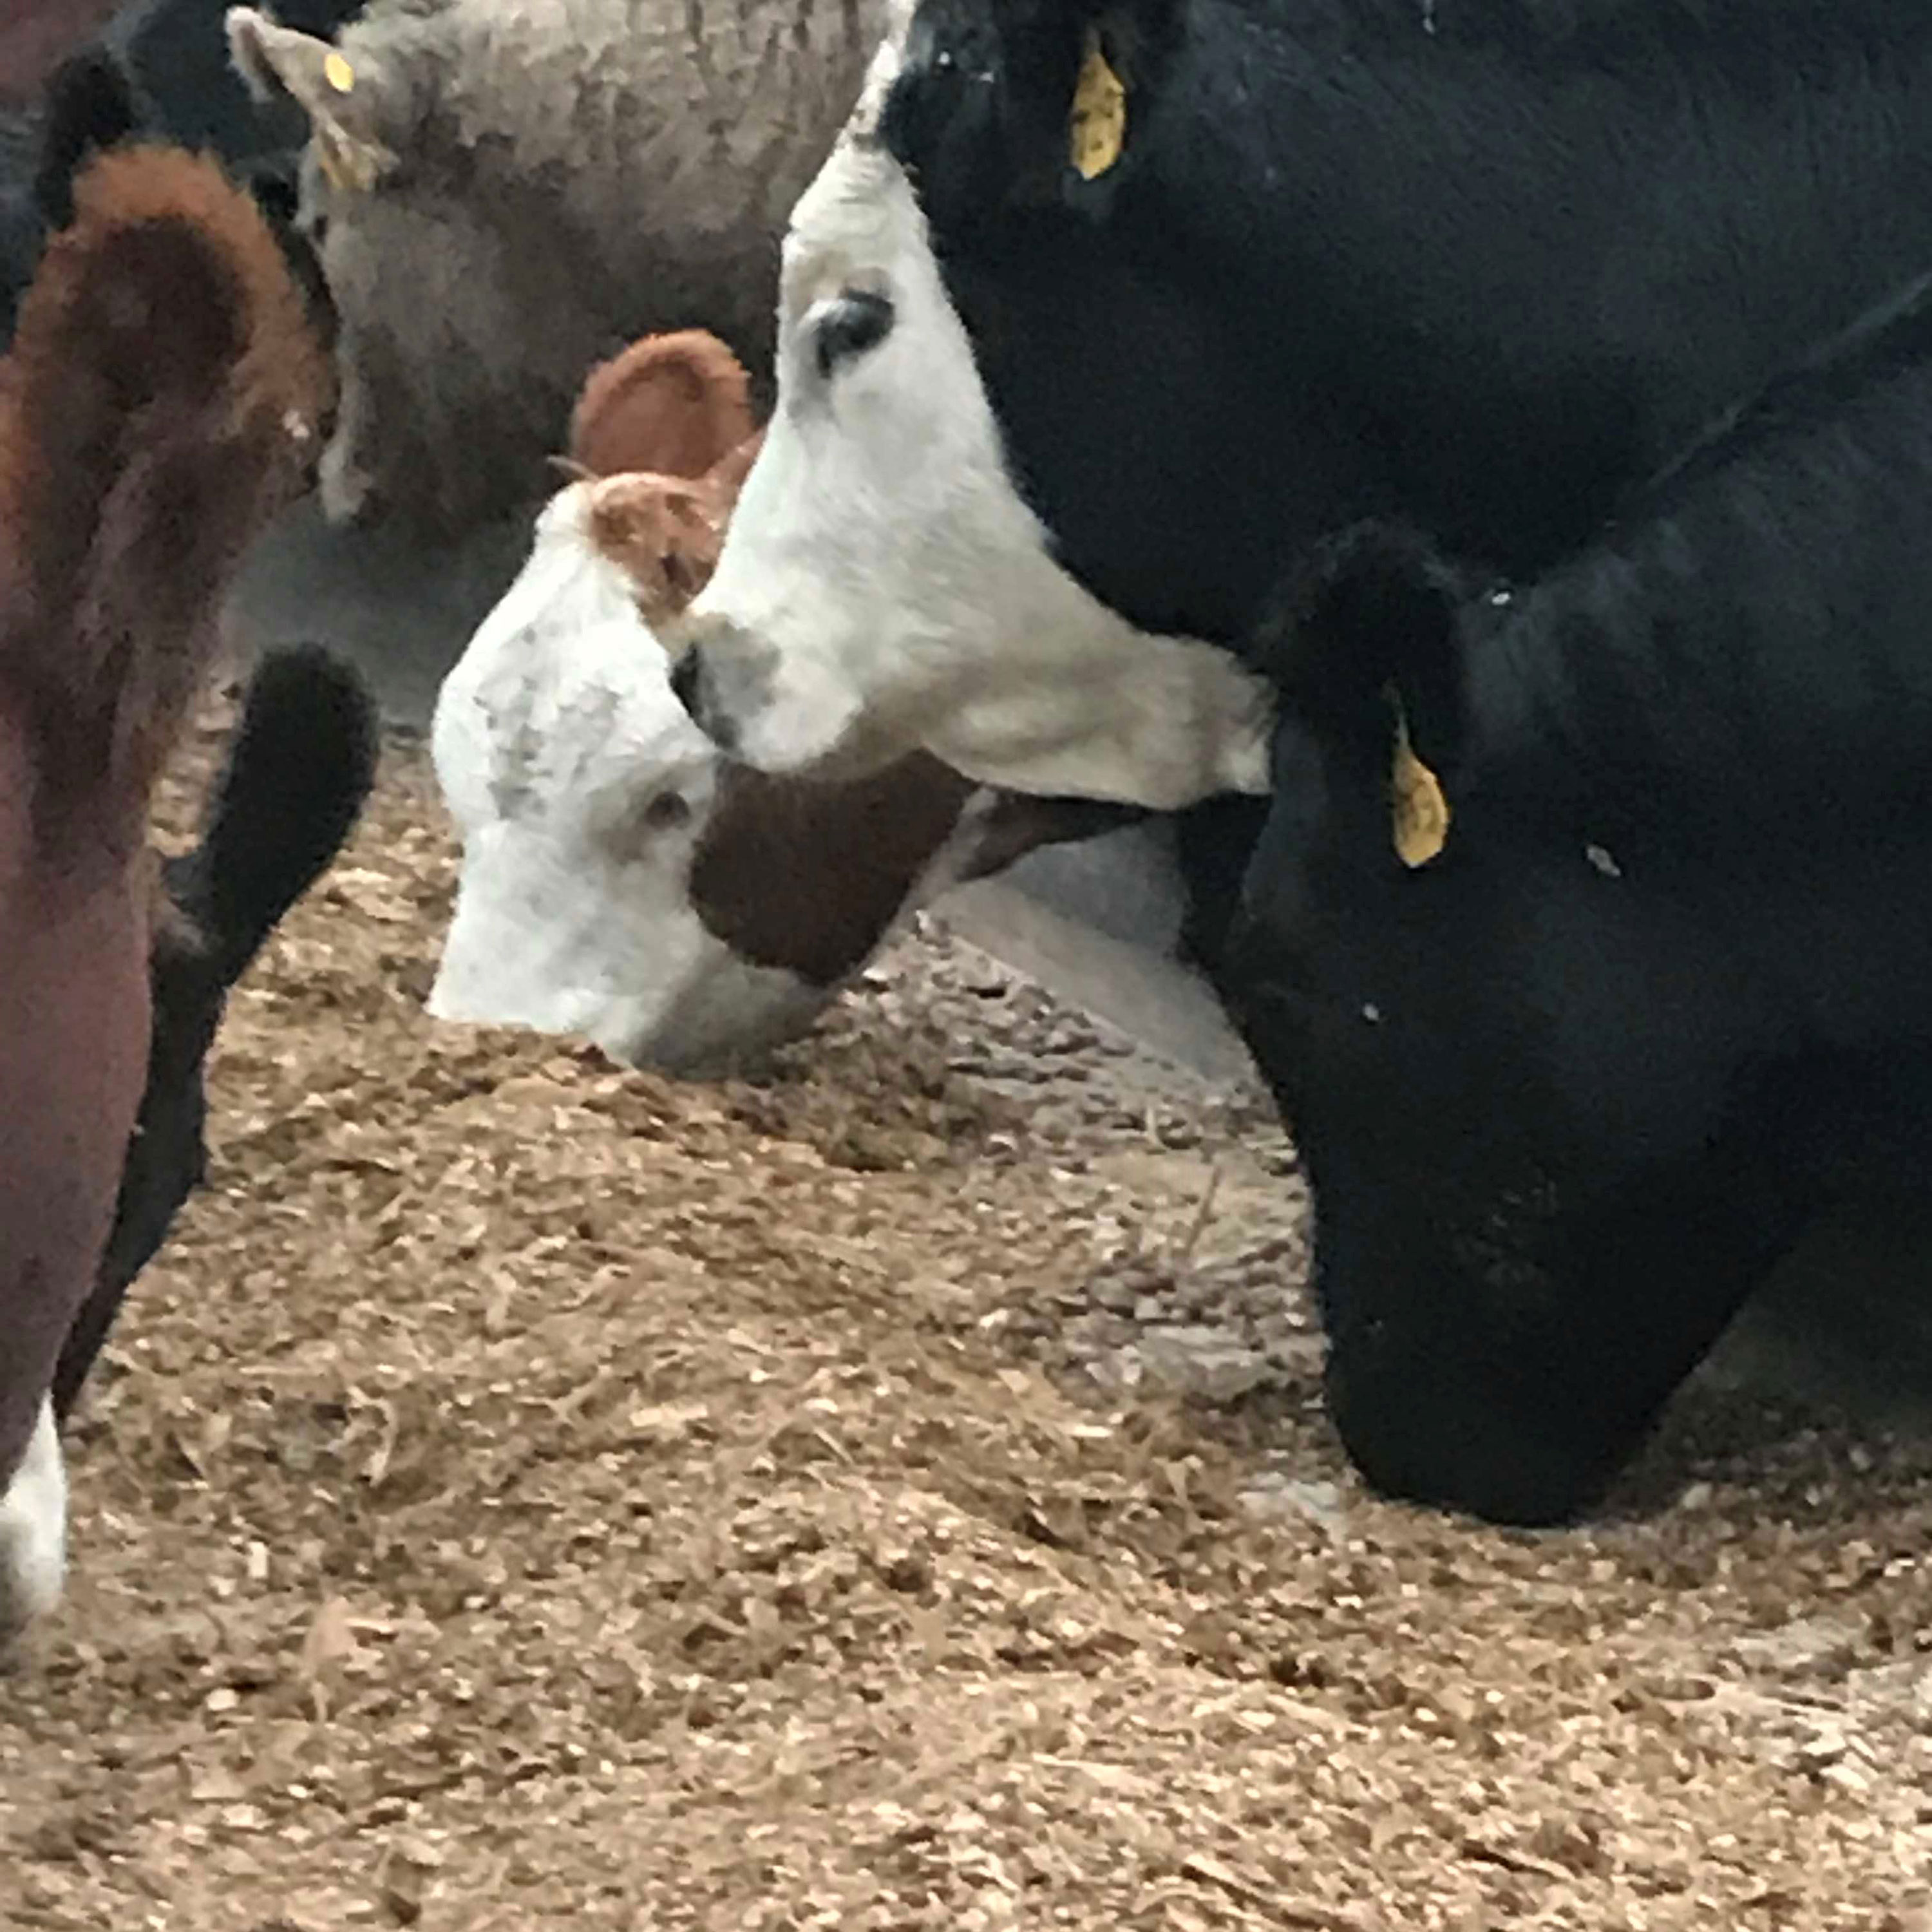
[{"x1": 226, "y1": 0, "x2": 892, "y2": 538}]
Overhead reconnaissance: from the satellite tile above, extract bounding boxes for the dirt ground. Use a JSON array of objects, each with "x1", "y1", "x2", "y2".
[{"x1": 5, "y1": 687, "x2": 1932, "y2": 1930}]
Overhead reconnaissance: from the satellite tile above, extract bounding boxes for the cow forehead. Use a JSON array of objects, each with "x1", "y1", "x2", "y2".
[
  {"x1": 779, "y1": 140, "x2": 927, "y2": 315},
  {"x1": 436, "y1": 485, "x2": 714, "y2": 823}
]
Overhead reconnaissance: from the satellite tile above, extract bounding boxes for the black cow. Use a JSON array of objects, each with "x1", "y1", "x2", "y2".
[
  {"x1": 666, "y1": 0, "x2": 1932, "y2": 1518},
  {"x1": 1229, "y1": 265, "x2": 1932, "y2": 1524},
  {"x1": 52, "y1": 643, "x2": 379, "y2": 1423},
  {"x1": 676, "y1": 0, "x2": 1932, "y2": 906}
]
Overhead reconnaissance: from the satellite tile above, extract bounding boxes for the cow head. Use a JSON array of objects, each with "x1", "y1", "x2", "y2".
[
  {"x1": 227, "y1": 6, "x2": 592, "y2": 537},
  {"x1": 667, "y1": 0, "x2": 1271, "y2": 810},
  {"x1": 430, "y1": 328, "x2": 1137, "y2": 1074}
]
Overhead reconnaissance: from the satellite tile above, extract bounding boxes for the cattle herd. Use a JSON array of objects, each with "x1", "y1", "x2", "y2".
[{"x1": 2, "y1": 0, "x2": 1932, "y2": 1663}]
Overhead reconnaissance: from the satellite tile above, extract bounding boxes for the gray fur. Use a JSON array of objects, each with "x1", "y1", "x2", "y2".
[{"x1": 229, "y1": 0, "x2": 890, "y2": 536}]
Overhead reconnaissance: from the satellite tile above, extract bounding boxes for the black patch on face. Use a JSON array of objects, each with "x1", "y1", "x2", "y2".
[{"x1": 674, "y1": 621, "x2": 782, "y2": 761}]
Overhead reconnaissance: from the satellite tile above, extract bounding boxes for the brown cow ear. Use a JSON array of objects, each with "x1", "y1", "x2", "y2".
[
  {"x1": 225, "y1": 10, "x2": 400, "y2": 192},
  {"x1": 701, "y1": 428, "x2": 765, "y2": 504},
  {"x1": 569, "y1": 330, "x2": 754, "y2": 479}
]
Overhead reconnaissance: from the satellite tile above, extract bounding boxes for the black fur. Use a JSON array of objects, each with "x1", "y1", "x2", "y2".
[
  {"x1": 53, "y1": 645, "x2": 380, "y2": 1422},
  {"x1": 32, "y1": 48, "x2": 140, "y2": 234},
  {"x1": 1228, "y1": 267, "x2": 1932, "y2": 1524},
  {"x1": 878, "y1": 0, "x2": 1932, "y2": 1516},
  {"x1": 886, "y1": 0, "x2": 1932, "y2": 640}
]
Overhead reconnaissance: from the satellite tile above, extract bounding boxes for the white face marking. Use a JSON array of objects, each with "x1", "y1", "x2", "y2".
[
  {"x1": 680, "y1": 140, "x2": 1273, "y2": 811},
  {"x1": 0, "y1": 1399, "x2": 66, "y2": 1644},
  {"x1": 427, "y1": 484, "x2": 833, "y2": 1075}
]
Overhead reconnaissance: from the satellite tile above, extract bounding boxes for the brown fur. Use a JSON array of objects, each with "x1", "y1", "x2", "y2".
[
  {"x1": 692, "y1": 756, "x2": 977, "y2": 986},
  {"x1": 569, "y1": 330, "x2": 754, "y2": 484},
  {"x1": 585, "y1": 473, "x2": 730, "y2": 634},
  {"x1": 0, "y1": 144, "x2": 327, "y2": 1497},
  {"x1": 568, "y1": 330, "x2": 764, "y2": 634},
  {"x1": 583, "y1": 433, "x2": 766, "y2": 635},
  {"x1": 0, "y1": 143, "x2": 327, "y2": 856}
]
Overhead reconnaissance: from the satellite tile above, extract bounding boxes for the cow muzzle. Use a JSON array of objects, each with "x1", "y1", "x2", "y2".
[
  {"x1": 670, "y1": 611, "x2": 870, "y2": 778},
  {"x1": 668, "y1": 623, "x2": 745, "y2": 755}
]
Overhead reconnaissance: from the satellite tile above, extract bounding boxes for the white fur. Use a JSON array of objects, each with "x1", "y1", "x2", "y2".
[
  {"x1": 430, "y1": 482, "x2": 964, "y2": 1073},
  {"x1": 0, "y1": 1399, "x2": 66, "y2": 1643},
  {"x1": 680, "y1": 140, "x2": 1274, "y2": 811}
]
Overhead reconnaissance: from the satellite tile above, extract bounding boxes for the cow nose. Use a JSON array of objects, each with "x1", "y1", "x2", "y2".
[
  {"x1": 670, "y1": 645, "x2": 739, "y2": 753},
  {"x1": 669, "y1": 645, "x2": 704, "y2": 721}
]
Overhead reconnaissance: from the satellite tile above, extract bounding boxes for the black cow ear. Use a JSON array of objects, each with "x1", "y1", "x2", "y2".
[
  {"x1": 1265, "y1": 524, "x2": 1466, "y2": 726},
  {"x1": 993, "y1": 0, "x2": 1181, "y2": 180},
  {"x1": 1253, "y1": 520, "x2": 1472, "y2": 871}
]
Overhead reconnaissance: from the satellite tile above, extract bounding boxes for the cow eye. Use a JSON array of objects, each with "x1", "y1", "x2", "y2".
[
  {"x1": 643, "y1": 790, "x2": 692, "y2": 831},
  {"x1": 813, "y1": 289, "x2": 896, "y2": 379}
]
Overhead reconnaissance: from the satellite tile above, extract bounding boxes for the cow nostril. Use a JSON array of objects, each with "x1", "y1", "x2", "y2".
[
  {"x1": 669, "y1": 633, "x2": 745, "y2": 755},
  {"x1": 669, "y1": 647, "x2": 705, "y2": 723}
]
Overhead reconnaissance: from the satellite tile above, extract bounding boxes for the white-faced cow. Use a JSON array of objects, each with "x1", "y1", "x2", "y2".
[
  {"x1": 430, "y1": 327, "x2": 1129, "y2": 1074},
  {"x1": 0, "y1": 145, "x2": 324, "y2": 1641},
  {"x1": 1236, "y1": 269, "x2": 1932, "y2": 1524},
  {"x1": 224, "y1": 0, "x2": 901, "y2": 540},
  {"x1": 663, "y1": 0, "x2": 1932, "y2": 1522}
]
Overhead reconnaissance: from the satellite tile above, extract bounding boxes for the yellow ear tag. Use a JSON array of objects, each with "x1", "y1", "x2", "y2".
[
  {"x1": 1069, "y1": 31, "x2": 1126, "y2": 180},
  {"x1": 1388, "y1": 697, "x2": 1450, "y2": 869},
  {"x1": 323, "y1": 50, "x2": 355, "y2": 93}
]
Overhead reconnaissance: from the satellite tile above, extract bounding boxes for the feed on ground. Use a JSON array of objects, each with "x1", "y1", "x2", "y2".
[{"x1": 5, "y1": 691, "x2": 1929, "y2": 1927}]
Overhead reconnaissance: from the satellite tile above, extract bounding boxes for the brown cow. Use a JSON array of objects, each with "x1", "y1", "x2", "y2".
[{"x1": 0, "y1": 142, "x2": 324, "y2": 1642}]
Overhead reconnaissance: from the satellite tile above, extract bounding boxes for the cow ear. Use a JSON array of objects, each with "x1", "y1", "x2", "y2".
[
  {"x1": 1255, "y1": 522, "x2": 1470, "y2": 869},
  {"x1": 1059, "y1": 0, "x2": 1188, "y2": 182},
  {"x1": 569, "y1": 330, "x2": 754, "y2": 480},
  {"x1": 1262, "y1": 522, "x2": 1470, "y2": 759},
  {"x1": 225, "y1": 10, "x2": 399, "y2": 192}
]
